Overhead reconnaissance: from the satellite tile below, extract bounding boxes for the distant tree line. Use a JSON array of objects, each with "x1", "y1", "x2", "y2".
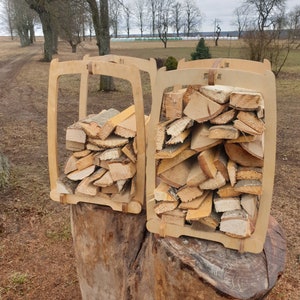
[{"x1": 0, "y1": 0, "x2": 299, "y2": 76}]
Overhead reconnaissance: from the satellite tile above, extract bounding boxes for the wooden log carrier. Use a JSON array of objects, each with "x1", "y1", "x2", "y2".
[
  {"x1": 47, "y1": 56, "x2": 157, "y2": 214},
  {"x1": 47, "y1": 57, "x2": 286, "y2": 299}
]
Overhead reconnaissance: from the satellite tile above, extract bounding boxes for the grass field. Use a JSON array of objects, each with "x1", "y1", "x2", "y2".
[{"x1": 0, "y1": 36, "x2": 299, "y2": 299}]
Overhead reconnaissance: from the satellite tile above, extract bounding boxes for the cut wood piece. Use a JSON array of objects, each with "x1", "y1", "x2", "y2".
[
  {"x1": 226, "y1": 134, "x2": 256, "y2": 144},
  {"x1": 191, "y1": 123, "x2": 222, "y2": 152},
  {"x1": 237, "y1": 167, "x2": 263, "y2": 181},
  {"x1": 197, "y1": 210, "x2": 221, "y2": 230},
  {"x1": 86, "y1": 143, "x2": 104, "y2": 151},
  {"x1": 199, "y1": 171, "x2": 226, "y2": 190},
  {"x1": 88, "y1": 168, "x2": 107, "y2": 183},
  {"x1": 161, "y1": 209, "x2": 186, "y2": 226},
  {"x1": 108, "y1": 160, "x2": 136, "y2": 181},
  {"x1": 208, "y1": 125, "x2": 239, "y2": 140},
  {"x1": 101, "y1": 178, "x2": 127, "y2": 194},
  {"x1": 166, "y1": 128, "x2": 191, "y2": 145},
  {"x1": 182, "y1": 85, "x2": 201, "y2": 107},
  {"x1": 237, "y1": 111, "x2": 265, "y2": 134},
  {"x1": 197, "y1": 148, "x2": 217, "y2": 178},
  {"x1": 83, "y1": 109, "x2": 119, "y2": 127},
  {"x1": 76, "y1": 153, "x2": 95, "y2": 171},
  {"x1": 121, "y1": 143, "x2": 137, "y2": 163},
  {"x1": 234, "y1": 180, "x2": 263, "y2": 195},
  {"x1": 233, "y1": 119, "x2": 261, "y2": 135},
  {"x1": 75, "y1": 177, "x2": 99, "y2": 196},
  {"x1": 177, "y1": 185, "x2": 203, "y2": 203},
  {"x1": 154, "y1": 200, "x2": 179, "y2": 215},
  {"x1": 178, "y1": 191, "x2": 209, "y2": 210},
  {"x1": 56, "y1": 176, "x2": 77, "y2": 194},
  {"x1": 186, "y1": 161, "x2": 208, "y2": 186},
  {"x1": 241, "y1": 194, "x2": 258, "y2": 218},
  {"x1": 227, "y1": 159, "x2": 237, "y2": 187},
  {"x1": 78, "y1": 121, "x2": 101, "y2": 138},
  {"x1": 64, "y1": 155, "x2": 78, "y2": 174},
  {"x1": 183, "y1": 90, "x2": 226, "y2": 122},
  {"x1": 230, "y1": 90, "x2": 263, "y2": 111},
  {"x1": 199, "y1": 85, "x2": 234, "y2": 104},
  {"x1": 162, "y1": 89, "x2": 186, "y2": 119},
  {"x1": 155, "y1": 139, "x2": 190, "y2": 159},
  {"x1": 166, "y1": 116, "x2": 193, "y2": 137},
  {"x1": 159, "y1": 159, "x2": 193, "y2": 188},
  {"x1": 88, "y1": 135, "x2": 129, "y2": 148},
  {"x1": 220, "y1": 209, "x2": 251, "y2": 238},
  {"x1": 73, "y1": 149, "x2": 91, "y2": 158},
  {"x1": 185, "y1": 192, "x2": 213, "y2": 221},
  {"x1": 213, "y1": 196, "x2": 241, "y2": 213},
  {"x1": 67, "y1": 165, "x2": 96, "y2": 181},
  {"x1": 114, "y1": 114, "x2": 139, "y2": 138},
  {"x1": 154, "y1": 182, "x2": 178, "y2": 202},
  {"x1": 99, "y1": 148, "x2": 122, "y2": 160},
  {"x1": 101, "y1": 183, "x2": 120, "y2": 194},
  {"x1": 210, "y1": 109, "x2": 237, "y2": 125},
  {"x1": 65, "y1": 140, "x2": 86, "y2": 152},
  {"x1": 213, "y1": 146, "x2": 229, "y2": 181},
  {"x1": 157, "y1": 149, "x2": 196, "y2": 175},
  {"x1": 93, "y1": 171, "x2": 114, "y2": 187},
  {"x1": 240, "y1": 134, "x2": 264, "y2": 159},
  {"x1": 156, "y1": 120, "x2": 173, "y2": 151},
  {"x1": 66, "y1": 123, "x2": 86, "y2": 144},
  {"x1": 99, "y1": 105, "x2": 135, "y2": 140},
  {"x1": 224, "y1": 142, "x2": 264, "y2": 167},
  {"x1": 217, "y1": 183, "x2": 242, "y2": 198}
]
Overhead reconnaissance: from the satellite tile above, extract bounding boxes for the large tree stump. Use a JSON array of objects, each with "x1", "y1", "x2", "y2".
[{"x1": 71, "y1": 204, "x2": 286, "y2": 300}]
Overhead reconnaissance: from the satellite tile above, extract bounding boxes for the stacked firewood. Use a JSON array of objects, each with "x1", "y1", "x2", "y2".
[
  {"x1": 154, "y1": 85, "x2": 265, "y2": 238},
  {"x1": 61, "y1": 105, "x2": 146, "y2": 203}
]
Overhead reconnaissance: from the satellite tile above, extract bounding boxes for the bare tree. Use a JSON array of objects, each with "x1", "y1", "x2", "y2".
[
  {"x1": 122, "y1": 1, "x2": 131, "y2": 38},
  {"x1": 183, "y1": 0, "x2": 201, "y2": 37},
  {"x1": 109, "y1": 0, "x2": 122, "y2": 38},
  {"x1": 134, "y1": 0, "x2": 147, "y2": 37},
  {"x1": 86, "y1": 0, "x2": 114, "y2": 91},
  {"x1": 232, "y1": 4, "x2": 249, "y2": 39},
  {"x1": 156, "y1": 0, "x2": 172, "y2": 48},
  {"x1": 287, "y1": 5, "x2": 300, "y2": 43},
  {"x1": 25, "y1": 0, "x2": 57, "y2": 62},
  {"x1": 148, "y1": 0, "x2": 158, "y2": 37},
  {"x1": 57, "y1": 0, "x2": 84, "y2": 53},
  {"x1": 0, "y1": 0, "x2": 14, "y2": 39},
  {"x1": 243, "y1": 0, "x2": 286, "y2": 61},
  {"x1": 171, "y1": 1, "x2": 183, "y2": 37}
]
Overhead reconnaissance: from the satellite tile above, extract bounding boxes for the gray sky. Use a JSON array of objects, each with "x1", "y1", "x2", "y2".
[{"x1": 200, "y1": 0, "x2": 300, "y2": 32}]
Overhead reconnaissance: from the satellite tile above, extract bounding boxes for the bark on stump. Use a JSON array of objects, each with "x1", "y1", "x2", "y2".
[{"x1": 71, "y1": 204, "x2": 286, "y2": 300}]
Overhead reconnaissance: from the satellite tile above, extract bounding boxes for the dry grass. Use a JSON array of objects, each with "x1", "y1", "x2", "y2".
[{"x1": 0, "y1": 37, "x2": 299, "y2": 300}]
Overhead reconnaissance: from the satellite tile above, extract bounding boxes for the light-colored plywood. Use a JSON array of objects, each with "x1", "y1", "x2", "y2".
[
  {"x1": 47, "y1": 56, "x2": 155, "y2": 214},
  {"x1": 146, "y1": 59, "x2": 276, "y2": 253}
]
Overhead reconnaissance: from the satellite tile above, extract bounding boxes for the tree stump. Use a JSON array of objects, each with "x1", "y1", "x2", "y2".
[{"x1": 71, "y1": 204, "x2": 286, "y2": 300}]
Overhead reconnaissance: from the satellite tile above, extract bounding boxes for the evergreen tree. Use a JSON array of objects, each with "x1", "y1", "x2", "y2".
[{"x1": 190, "y1": 38, "x2": 211, "y2": 60}]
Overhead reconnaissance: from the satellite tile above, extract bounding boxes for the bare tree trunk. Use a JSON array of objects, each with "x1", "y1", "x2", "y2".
[
  {"x1": 25, "y1": 0, "x2": 54, "y2": 62},
  {"x1": 86, "y1": 0, "x2": 114, "y2": 91}
]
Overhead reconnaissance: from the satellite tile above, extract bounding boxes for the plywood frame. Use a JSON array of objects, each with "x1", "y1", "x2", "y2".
[
  {"x1": 47, "y1": 56, "x2": 155, "y2": 214},
  {"x1": 146, "y1": 60, "x2": 276, "y2": 253}
]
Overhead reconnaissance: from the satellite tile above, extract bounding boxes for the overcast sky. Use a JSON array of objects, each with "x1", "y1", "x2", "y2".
[
  {"x1": 0, "y1": 0, "x2": 299, "y2": 36},
  {"x1": 200, "y1": 0, "x2": 300, "y2": 32}
]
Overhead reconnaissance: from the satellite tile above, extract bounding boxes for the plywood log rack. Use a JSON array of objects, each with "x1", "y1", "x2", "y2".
[
  {"x1": 47, "y1": 55, "x2": 157, "y2": 214},
  {"x1": 146, "y1": 59, "x2": 277, "y2": 254},
  {"x1": 47, "y1": 57, "x2": 286, "y2": 299}
]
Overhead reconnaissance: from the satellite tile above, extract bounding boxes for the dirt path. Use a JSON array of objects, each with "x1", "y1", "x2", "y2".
[{"x1": 0, "y1": 42, "x2": 82, "y2": 300}]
